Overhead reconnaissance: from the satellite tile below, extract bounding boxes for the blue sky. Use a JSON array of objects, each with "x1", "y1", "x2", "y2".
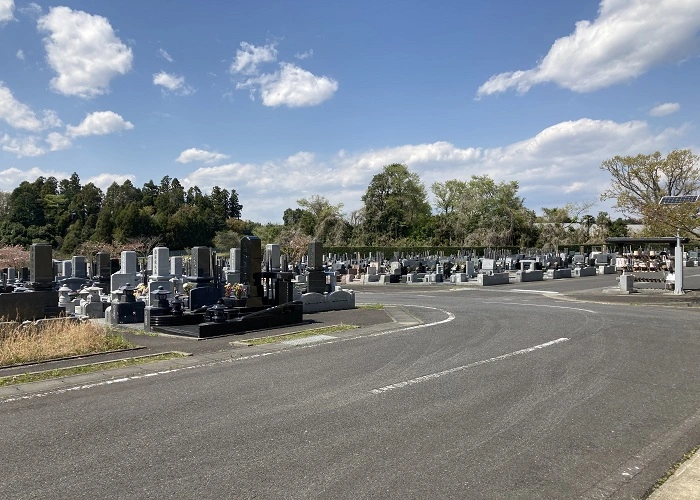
[{"x1": 1, "y1": 0, "x2": 699, "y2": 223}]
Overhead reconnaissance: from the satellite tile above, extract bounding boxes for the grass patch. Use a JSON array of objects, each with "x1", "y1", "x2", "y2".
[
  {"x1": 358, "y1": 303, "x2": 385, "y2": 310},
  {"x1": 0, "y1": 352, "x2": 188, "y2": 387},
  {"x1": 0, "y1": 319, "x2": 137, "y2": 367},
  {"x1": 645, "y1": 445, "x2": 700, "y2": 497},
  {"x1": 236, "y1": 324, "x2": 358, "y2": 346}
]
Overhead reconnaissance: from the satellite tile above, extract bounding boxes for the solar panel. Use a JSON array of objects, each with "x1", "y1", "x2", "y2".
[{"x1": 659, "y1": 195, "x2": 700, "y2": 205}]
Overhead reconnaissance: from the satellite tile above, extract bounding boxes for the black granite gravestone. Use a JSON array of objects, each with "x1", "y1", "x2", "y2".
[
  {"x1": 308, "y1": 240, "x2": 323, "y2": 270},
  {"x1": 240, "y1": 236, "x2": 263, "y2": 307},
  {"x1": 30, "y1": 243, "x2": 54, "y2": 290}
]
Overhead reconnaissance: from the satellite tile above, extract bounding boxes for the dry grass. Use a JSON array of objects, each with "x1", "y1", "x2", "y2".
[{"x1": 0, "y1": 320, "x2": 136, "y2": 367}]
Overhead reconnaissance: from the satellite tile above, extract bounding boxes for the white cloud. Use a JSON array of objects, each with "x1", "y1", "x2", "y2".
[
  {"x1": 37, "y1": 6, "x2": 133, "y2": 98},
  {"x1": 181, "y1": 117, "x2": 685, "y2": 222},
  {"x1": 19, "y1": 2, "x2": 41, "y2": 17},
  {"x1": 229, "y1": 42, "x2": 277, "y2": 75},
  {"x1": 0, "y1": 0, "x2": 14, "y2": 23},
  {"x1": 0, "y1": 134, "x2": 45, "y2": 157},
  {"x1": 85, "y1": 172, "x2": 135, "y2": 191},
  {"x1": 477, "y1": 0, "x2": 700, "y2": 97},
  {"x1": 295, "y1": 49, "x2": 314, "y2": 60},
  {"x1": 240, "y1": 62, "x2": 339, "y2": 108},
  {"x1": 153, "y1": 71, "x2": 194, "y2": 95},
  {"x1": 66, "y1": 111, "x2": 134, "y2": 138},
  {"x1": 42, "y1": 109, "x2": 62, "y2": 128},
  {"x1": 0, "y1": 82, "x2": 44, "y2": 130},
  {"x1": 158, "y1": 48, "x2": 173, "y2": 62},
  {"x1": 0, "y1": 166, "x2": 68, "y2": 186},
  {"x1": 46, "y1": 131, "x2": 71, "y2": 151},
  {"x1": 16, "y1": 49, "x2": 24, "y2": 60},
  {"x1": 176, "y1": 148, "x2": 230, "y2": 164},
  {"x1": 650, "y1": 102, "x2": 681, "y2": 116}
]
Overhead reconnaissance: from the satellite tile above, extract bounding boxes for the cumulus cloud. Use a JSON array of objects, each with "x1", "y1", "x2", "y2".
[
  {"x1": 0, "y1": 83, "x2": 44, "y2": 131},
  {"x1": 16, "y1": 49, "x2": 24, "y2": 60},
  {"x1": 153, "y1": 71, "x2": 194, "y2": 95},
  {"x1": 0, "y1": 167, "x2": 68, "y2": 187},
  {"x1": 0, "y1": 82, "x2": 62, "y2": 132},
  {"x1": 66, "y1": 111, "x2": 134, "y2": 138},
  {"x1": 477, "y1": 0, "x2": 700, "y2": 97},
  {"x1": 180, "y1": 117, "x2": 685, "y2": 222},
  {"x1": 0, "y1": 134, "x2": 45, "y2": 157},
  {"x1": 229, "y1": 42, "x2": 277, "y2": 75},
  {"x1": 46, "y1": 131, "x2": 71, "y2": 151},
  {"x1": 239, "y1": 62, "x2": 338, "y2": 107},
  {"x1": 0, "y1": 0, "x2": 14, "y2": 23},
  {"x1": 85, "y1": 172, "x2": 135, "y2": 191},
  {"x1": 649, "y1": 102, "x2": 680, "y2": 116},
  {"x1": 176, "y1": 148, "x2": 230, "y2": 164},
  {"x1": 37, "y1": 6, "x2": 133, "y2": 98}
]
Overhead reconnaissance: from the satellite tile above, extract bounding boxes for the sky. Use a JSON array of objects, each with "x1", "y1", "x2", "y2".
[{"x1": 1, "y1": 0, "x2": 699, "y2": 224}]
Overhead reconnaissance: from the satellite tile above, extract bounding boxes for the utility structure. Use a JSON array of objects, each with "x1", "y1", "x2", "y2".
[{"x1": 606, "y1": 236, "x2": 689, "y2": 295}]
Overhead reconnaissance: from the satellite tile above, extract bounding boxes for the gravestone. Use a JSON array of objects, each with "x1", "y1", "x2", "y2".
[
  {"x1": 95, "y1": 252, "x2": 111, "y2": 281},
  {"x1": 61, "y1": 260, "x2": 72, "y2": 278},
  {"x1": 226, "y1": 248, "x2": 241, "y2": 284},
  {"x1": 240, "y1": 236, "x2": 263, "y2": 307},
  {"x1": 306, "y1": 241, "x2": 326, "y2": 293},
  {"x1": 170, "y1": 255, "x2": 183, "y2": 277},
  {"x1": 191, "y1": 246, "x2": 212, "y2": 280},
  {"x1": 230, "y1": 248, "x2": 241, "y2": 273},
  {"x1": 72, "y1": 256, "x2": 87, "y2": 279},
  {"x1": 107, "y1": 284, "x2": 145, "y2": 324},
  {"x1": 266, "y1": 244, "x2": 281, "y2": 272},
  {"x1": 152, "y1": 247, "x2": 171, "y2": 280},
  {"x1": 121, "y1": 251, "x2": 138, "y2": 274},
  {"x1": 189, "y1": 286, "x2": 221, "y2": 310},
  {"x1": 30, "y1": 243, "x2": 54, "y2": 290},
  {"x1": 308, "y1": 240, "x2": 323, "y2": 270}
]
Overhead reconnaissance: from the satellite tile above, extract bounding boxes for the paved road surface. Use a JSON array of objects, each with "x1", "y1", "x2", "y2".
[{"x1": 1, "y1": 279, "x2": 699, "y2": 498}]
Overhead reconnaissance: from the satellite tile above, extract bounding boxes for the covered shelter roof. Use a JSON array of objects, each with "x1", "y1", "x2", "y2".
[{"x1": 605, "y1": 237, "x2": 689, "y2": 246}]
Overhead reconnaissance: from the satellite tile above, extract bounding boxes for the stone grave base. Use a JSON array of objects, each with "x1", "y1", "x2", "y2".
[{"x1": 151, "y1": 301, "x2": 303, "y2": 338}]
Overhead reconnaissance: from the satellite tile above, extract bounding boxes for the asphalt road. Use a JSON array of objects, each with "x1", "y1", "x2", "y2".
[{"x1": 2, "y1": 278, "x2": 700, "y2": 499}]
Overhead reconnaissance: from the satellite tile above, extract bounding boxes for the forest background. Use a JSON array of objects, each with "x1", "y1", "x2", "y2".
[{"x1": 1, "y1": 149, "x2": 698, "y2": 264}]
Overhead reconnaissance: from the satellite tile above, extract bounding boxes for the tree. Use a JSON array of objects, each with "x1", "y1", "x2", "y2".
[
  {"x1": 228, "y1": 189, "x2": 243, "y2": 219},
  {"x1": 431, "y1": 179, "x2": 467, "y2": 215},
  {"x1": 600, "y1": 149, "x2": 700, "y2": 237},
  {"x1": 537, "y1": 201, "x2": 595, "y2": 250},
  {"x1": 361, "y1": 164, "x2": 431, "y2": 243},
  {"x1": 433, "y1": 175, "x2": 537, "y2": 247}
]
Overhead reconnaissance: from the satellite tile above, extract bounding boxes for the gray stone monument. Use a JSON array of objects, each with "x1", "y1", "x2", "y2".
[
  {"x1": 152, "y1": 247, "x2": 171, "y2": 280},
  {"x1": 266, "y1": 244, "x2": 281, "y2": 272},
  {"x1": 191, "y1": 246, "x2": 212, "y2": 282},
  {"x1": 72, "y1": 256, "x2": 87, "y2": 279},
  {"x1": 121, "y1": 251, "x2": 137, "y2": 274},
  {"x1": 170, "y1": 255, "x2": 183, "y2": 277}
]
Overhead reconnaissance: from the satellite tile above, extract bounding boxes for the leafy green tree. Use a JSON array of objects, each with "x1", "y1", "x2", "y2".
[
  {"x1": 361, "y1": 164, "x2": 431, "y2": 243},
  {"x1": 228, "y1": 190, "x2": 243, "y2": 219},
  {"x1": 600, "y1": 149, "x2": 700, "y2": 237},
  {"x1": 431, "y1": 175, "x2": 536, "y2": 247}
]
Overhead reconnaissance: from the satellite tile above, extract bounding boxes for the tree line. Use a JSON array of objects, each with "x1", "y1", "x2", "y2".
[
  {"x1": 1, "y1": 149, "x2": 697, "y2": 258},
  {"x1": 0, "y1": 173, "x2": 242, "y2": 255}
]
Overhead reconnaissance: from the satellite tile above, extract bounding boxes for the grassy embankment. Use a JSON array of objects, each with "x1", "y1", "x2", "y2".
[{"x1": 0, "y1": 319, "x2": 135, "y2": 368}]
